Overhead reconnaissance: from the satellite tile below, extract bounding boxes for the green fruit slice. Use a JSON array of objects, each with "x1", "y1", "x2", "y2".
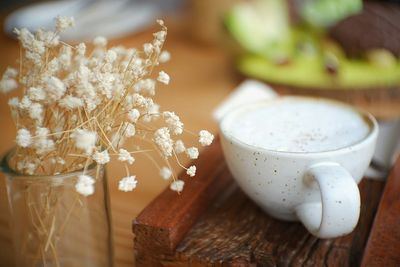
[{"x1": 238, "y1": 54, "x2": 400, "y2": 89}]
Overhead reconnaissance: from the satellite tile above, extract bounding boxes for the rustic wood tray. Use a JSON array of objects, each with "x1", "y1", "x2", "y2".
[{"x1": 133, "y1": 138, "x2": 400, "y2": 266}]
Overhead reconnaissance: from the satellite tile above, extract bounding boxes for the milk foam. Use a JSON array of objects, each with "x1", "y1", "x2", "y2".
[{"x1": 226, "y1": 98, "x2": 371, "y2": 153}]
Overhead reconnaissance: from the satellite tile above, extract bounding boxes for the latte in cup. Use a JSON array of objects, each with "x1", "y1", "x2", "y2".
[
  {"x1": 220, "y1": 96, "x2": 378, "y2": 238},
  {"x1": 226, "y1": 98, "x2": 371, "y2": 153}
]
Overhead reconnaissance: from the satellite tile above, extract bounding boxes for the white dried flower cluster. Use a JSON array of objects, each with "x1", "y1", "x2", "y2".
[
  {"x1": 186, "y1": 147, "x2": 199, "y2": 159},
  {"x1": 34, "y1": 127, "x2": 55, "y2": 155},
  {"x1": 17, "y1": 159, "x2": 39, "y2": 175},
  {"x1": 127, "y1": 109, "x2": 140, "y2": 123},
  {"x1": 16, "y1": 128, "x2": 32, "y2": 148},
  {"x1": 160, "y1": 166, "x2": 172, "y2": 180},
  {"x1": 75, "y1": 174, "x2": 95, "y2": 196},
  {"x1": 118, "y1": 149, "x2": 135, "y2": 164},
  {"x1": 134, "y1": 79, "x2": 156, "y2": 96},
  {"x1": 55, "y1": 16, "x2": 75, "y2": 32},
  {"x1": 170, "y1": 180, "x2": 184, "y2": 192},
  {"x1": 163, "y1": 111, "x2": 183, "y2": 135},
  {"x1": 59, "y1": 95, "x2": 84, "y2": 110},
  {"x1": 118, "y1": 176, "x2": 138, "y2": 192},
  {"x1": 2, "y1": 17, "x2": 213, "y2": 196},
  {"x1": 186, "y1": 165, "x2": 196, "y2": 177},
  {"x1": 92, "y1": 150, "x2": 110, "y2": 164},
  {"x1": 157, "y1": 71, "x2": 170, "y2": 85},
  {"x1": 174, "y1": 140, "x2": 186, "y2": 154},
  {"x1": 123, "y1": 122, "x2": 136, "y2": 137},
  {"x1": 159, "y1": 51, "x2": 171, "y2": 63},
  {"x1": 71, "y1": 129, "x2": 97, "y2": 155},
  {"x1": 0, "y1": 67, "x2": 18, "y2": 93},
  {"x1": 199, "y1": 130, "x2": 214, "y2": 146},
  {"x1": 154, "y1": 127, "x2": 173, "y2": 157}
]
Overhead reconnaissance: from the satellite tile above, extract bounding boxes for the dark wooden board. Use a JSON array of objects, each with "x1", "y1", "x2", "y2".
[
  {"x1": 133, "y1": 138, "x2": 232, "y2": 263},
  {"x1": 133, "y1": 139, "x2": 390, "y2": 266},
  {"x1": 361, "y1": 157, "x2": 400, "y2": 267}
]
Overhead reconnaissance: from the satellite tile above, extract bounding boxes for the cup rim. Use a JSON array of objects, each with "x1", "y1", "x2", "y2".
[{"x1": 219, "y1": 96, "x2": 379, "y2": 156}]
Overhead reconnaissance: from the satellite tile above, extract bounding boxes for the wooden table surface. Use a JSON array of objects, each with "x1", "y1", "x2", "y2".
[{"x1": 0, "y1": 15, "x2": 238, "y2": 267}]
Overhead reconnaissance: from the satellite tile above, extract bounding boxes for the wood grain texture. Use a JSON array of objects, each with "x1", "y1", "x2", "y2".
[
  {"x1": 133, "y1": 141, "x2": 387, "y2": 267},
  {"x1": 173, "y1": 180, "x2": 383, "y2": 267},
  {"x1": 361, "y1": 157, "x2": 400, "y2": 267},
  {"x1": 133, "y1": 138, "x2": 233, "y2": 266}
]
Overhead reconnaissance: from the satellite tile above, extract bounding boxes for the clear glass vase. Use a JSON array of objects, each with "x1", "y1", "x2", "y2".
[{"x1": 1, "y1": 152, "x2": 113, "y2": 267}]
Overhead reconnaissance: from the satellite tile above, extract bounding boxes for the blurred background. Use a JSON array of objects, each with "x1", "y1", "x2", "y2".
[
  {"x1": 0, "y1": 0, "x2": 399, "y2": 266},
  {"x1": 3, "y1": 0, "x2": 399, "y2": 116}
]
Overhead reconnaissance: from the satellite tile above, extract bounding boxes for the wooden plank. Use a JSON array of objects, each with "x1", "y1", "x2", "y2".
[
  {"x1": 170, "y1": 180, "x2": 383, "y2": 267},
  {"x1": 133, "y1": 138, "x2": 233, "y2": 266},
  {"x1": 133, "y1": 139, "x2": 387, "y2": 266},
  {"x1": 361, "y1": 157, "x2": 400, "y2": 267}
]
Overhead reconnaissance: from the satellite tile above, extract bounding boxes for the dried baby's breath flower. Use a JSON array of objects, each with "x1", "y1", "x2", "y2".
[
  {"x1": 18, "y1": 96, "x2": 31, "y2": 110},
  {"x1": 186, "y1": 147, "x2": 199, "y2": 159},
  {"x1": 2, "y1": 18, "x2": 213, "y2": 196},
  {"x1": 118, "y1": 149, "x2": 135, "y2": 164},
  {"x1": 17, "y1": 159, "x2": 38, "y2": 175},
  {"x1": 55, "y1": 157, "x2": 65, "y2": 165},
  {"x1": 160, "y1": 167, "x2": 172, "y2": 180},
  {"x1": 24, "y1": 162, "x2": 37, "y2": 175},
  {"x1": 93, "y1": 36, "x2": 107, "y2": 47},
  {"x1": 123, "y1": 122, "x2": 136, "y2": 138},
  {"x1": 71, "y1": 129, "x2": 97, "y2": 155},
  {"x1": 105, "y1": 50, "x2": 117, "y2": 63},
  {"x1": 76, "y1": 43, "x2": 86, "y2": 56},
  {"x1": 92, "y1": 150, "x2": 110, "y2": 165},
  {"x1": 170, "y1": 180, "x2": 184, "y2": 192},
  {"x1": 157, "y1": 71, "x2": 170, "y2": 85},
  {"x1": 111, "y1": 132, "x2": 125, "y2": 148},
  {"x1": 199, "y1": 130, "x2": 214, "y2": 146},
  {"x1": 59, "y1": 95, "x2": 84, "y2": 110},
  {"x1": 76, "y1": 175, "x2": 95, "y2": 196},
  {"x1": 186, "y1": 165, "x2": 196, "y2": 177},
  {"x1": 127, "y1": 109, "x2": 140, "y2": 123},
  {"x1": 118, "y1": 176, "x2": 137, "y2": 192},
  {"x1": 131, "y1": 93, "x2": 147, "y2": 107},
  {"x1": 174, "y1": 140, "x2": 185, "y2": 154},
  {"x1": 154, "y1": 31, "x2": 167, "y2": 42},
  {"x1": 55, "y1": 16, "x2": 75, "y2": 32},
  {"x1": 16, "y1": 128, "x2": 32, "y2": 148},
  {"x1": 4, "y1": 67, "x2": 17, "y2": 78},
  {"x1": 156, "y1": 19, "x2": 164, "y2": 26},
  {"x1": 8, "y1": 97, "x2": 19, "y2": 108},
  {"x1": 163, "y1": 111, "x2": 183, "y2": 135},
  {"x1": 143, "y1": 43, "x2": 153, "y2": 55},
  {"x1": 45, "y1": 76, "x2": 66, "y2": 102},
  {"x1": 0, "y1": 67, "x2": 18, "y2": 93},
  {"x1": 134, "y1": 79, "x2": 155, "y2": 95},
  {"x1": 33, "y1": 127, "x2": 55, "y2": 155},
  {"x1": 154, "y1": 127, "x2": 173, "y2": 157},
  {"x1": 159, "y1": 51, "x2": 171, "y2": 63},
  {"x1": 27, "y1": 87, "x2": 46, "y2": 101},
  {"x1": 142, "y1": 102, "x2": 160, "y2": 122},
  {"x1": 28, "y1": 103, "x2": 43, "y2": 123}
]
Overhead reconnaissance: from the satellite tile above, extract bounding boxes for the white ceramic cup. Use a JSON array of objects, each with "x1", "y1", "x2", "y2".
[{"x1": 219, "y1": 96, "x2": 378, "y2": 239}]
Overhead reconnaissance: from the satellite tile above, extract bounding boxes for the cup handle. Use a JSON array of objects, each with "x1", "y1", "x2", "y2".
[{"x1": 295, "y1": 162, "x2": 361, "y2": 239}]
